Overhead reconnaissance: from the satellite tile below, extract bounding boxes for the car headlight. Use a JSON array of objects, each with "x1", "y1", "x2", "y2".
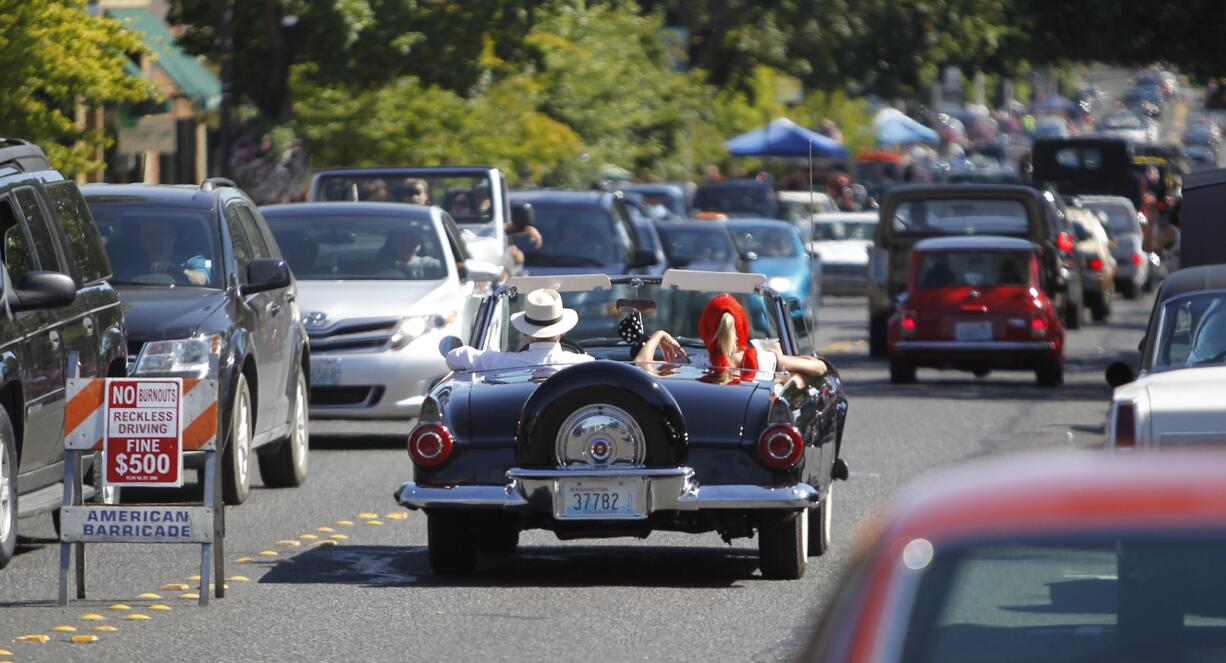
[
  {"x1": 134, "y1": 333, "x2": 223, "y2": 377},
  {"x1": 767, "y1": 276, "x2": 795, "y2": 293},
  {"x1": 389, "y1": 312, "x2": 455, "y2": 351}
]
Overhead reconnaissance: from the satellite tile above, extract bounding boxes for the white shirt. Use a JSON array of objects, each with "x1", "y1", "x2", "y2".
[
  {"x1": 446, "y1": 341, "x2": 595, "y2": 372},
  {"x1": 689, "y1": 346, "x2": 779, "y2": 376}
]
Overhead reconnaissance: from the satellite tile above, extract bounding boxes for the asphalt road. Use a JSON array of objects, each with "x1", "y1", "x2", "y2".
[{"x1": 0, "y1": 290, "x2": 1154, "y2": 662}]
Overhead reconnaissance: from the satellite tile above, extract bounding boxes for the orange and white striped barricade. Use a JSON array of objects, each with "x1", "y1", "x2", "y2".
[{"x1": 58, "y1": 356, "x2": 223, "y2": 607}]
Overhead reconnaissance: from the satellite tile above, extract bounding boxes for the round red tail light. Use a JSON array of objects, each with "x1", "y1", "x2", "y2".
[
  {"x1": 1088, "y1": 257, "x2": 1103, "y2": 272},
  {"x1": 1131, "y1": 253, "x2": 1144, "y2": 266},
  {"x1": 757, "y1": 424, "x2": 805, "y2": 469},
  {"x1": 1056, "y1": 232, "x2": 1074, "y2": 253},
  {"x1": 408, "y1": 423, "x2": 454, "y2": 468}
]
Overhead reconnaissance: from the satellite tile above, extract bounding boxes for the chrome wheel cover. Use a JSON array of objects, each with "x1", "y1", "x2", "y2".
[
  {"x1": 292, "y1": 375, "x2": 309, "y2": 474},
  {"x1": 555, "y1": 404, "x2": 645, "y2": 468},
  {"x1": 235, "y1": 384, "x2": 252, "y2": 488},
  {"x1": 0, "y1": 441, "x2": 11, "y2": 541}
]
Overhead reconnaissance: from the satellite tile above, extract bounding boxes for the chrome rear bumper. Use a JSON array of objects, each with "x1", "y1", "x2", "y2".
[{"x1": 394, "y1": 466, "x2": 819, "y2": 514}]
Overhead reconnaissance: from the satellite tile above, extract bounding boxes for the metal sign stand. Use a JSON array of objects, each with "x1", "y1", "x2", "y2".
[{"x1": 57, "y1": 353, "x2": 224, "y2": 607}]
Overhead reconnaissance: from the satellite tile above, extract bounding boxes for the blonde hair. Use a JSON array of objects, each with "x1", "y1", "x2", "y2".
[{"x1": 716, "y1": 312, "x2": 737, "y2": 357}]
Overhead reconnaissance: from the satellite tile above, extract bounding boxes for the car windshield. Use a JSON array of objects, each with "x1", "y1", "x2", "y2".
[
  {"x1": 486, "y1": 283, "x2": 782, "y2": 366},
  {"x1": 814, "y1": 221, "x2": 876, "y2": 241},
  {"x1": 89, "y1": 204, "x2": 222, "y2": 287},
  {"x1": 658, "y1": 226, "x2": 734, "y2": 263},
  {"x1": 1152, "y1": 291, "x2": 1226, "y2": 370},
  {"x1": 264, "y1": 215, "x2": 448, "y2": 281},
  {"x1": 916, "y1": 251, "x2": 1031, "y2": 288},
  {"x1": 899, "y1": 534, "x2": 1226, "y2": 663},
  {"x1": 313, "y1": 174, "x2": 494, "y2": 226},
  {"x1": 728, "y1": 225, "x2": 801, "y2": 258},
  {"x1": 892, "y1": 199, "x2": 1031, "y2": 235},
  {"x1": 1082, "y1": 201, "x2": 1138, "y2": 236},
  {"x1": 519, "y1": 204, "x2": 626, "y2": 267}
]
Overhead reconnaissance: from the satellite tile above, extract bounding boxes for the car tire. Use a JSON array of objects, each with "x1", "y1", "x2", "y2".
[
  {"x1": 222, "y1": 374, "x2": 254, "y2": 505},
  {"x1": 869, "y1": 313, "x2": 889, "y2": 357},
  {"x1": 889, "y1": 359, "x2": 916, "y2": 384},
  {"x1": 759, "y1": 510, "x2": 806, "y2": 580},
  {"x1": 1091, "y1": 298, "x2": 1110, "y2": 322},
  {"x1": 427, "y1": 511, "x2": 478, "y2": 575},
  {"x1": 479, "y1": 521, "x2": 520, "y2": 556},
  {"x1": 807, "y1": 483, "x2": 833, "y2": 557},
  {"x1": 1064, "y1": 298, "x2": 1083, "y2": 331},
  {"x1": 258, "y1": 368, "x2": 309, "y2": 488},
  {"x1": 1035, "y1": 359, "x2": 1064, "y2": 387},
  {"x1": 0, "y1": 409, "x2": 17, "y2": 569},
  {"x1": 1119, "y1": 281, "x2": 1137, "y2": 300}
]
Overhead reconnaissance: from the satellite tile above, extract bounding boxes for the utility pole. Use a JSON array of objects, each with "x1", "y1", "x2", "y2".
[{"x1": 218, "y1": 0, "x2": 233, "y2": 179}]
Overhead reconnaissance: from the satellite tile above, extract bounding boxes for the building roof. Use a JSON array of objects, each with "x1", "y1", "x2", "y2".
[{"x1": 108, "y1": 7, "x2": 221, "y2": 110}]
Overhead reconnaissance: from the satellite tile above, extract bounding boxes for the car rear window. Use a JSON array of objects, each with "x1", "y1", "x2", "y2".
[
  {"x1": 519, "y1": 204, "x2": 623, "y2": 268},
  {"x1": 915, "y1": 251, "x2": 1030, "y2": 288},
  {"x1": 1083, "y1": 201, "x2": 1139, "y2": 236},
  {"x1": 891, "y1": 198, "x2": 1031, "y2": 236}
]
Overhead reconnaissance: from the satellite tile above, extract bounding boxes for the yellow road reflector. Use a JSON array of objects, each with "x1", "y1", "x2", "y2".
[
  {"x1": 365, "y1": 520, "x2": 384, "y2": 526},
  {"x1": 228, "y1": 575, "x2": 249, "y2": 582},
  {"x1": 207, "y1": 583, "x2": 230, "y2": 590},
  {"x1": 51, "y1": 625, "x2": 78, "y2": 632},
  {"x1": 357, "y1": 512, "x2": 378, "y2": 519},
  {"x1": 126, "y1": 613, "x2": 151, "y2": 621},
  {"x1": 149, "y1": 604, "x2": 171, "y2": 611},
  {"x1": 235, "y1": 556, "x2": 254, "y2": 563},
  {"x1": 179, "y1": 592, "x2": 200, "y2": 599},
  {"x1": 72, "y1": 634, "x2": 100, "y2": 644},
  {"x1": 108, "y1": 603, "x2": 131, "y2": 611},
  {"x1": 336, "y1": 520, "x2": 355, "y2": 526},
  {"x1": 316, "y1": 526, "x2": 334, "y2": 533},
  {"x1": 274, "y1": 539, "x2": 300, "y2": 547},
  {"x1": 94, "y1": 625, "x2": 119, "y2": 633},
  {"x1": 81, "y1": 613, "x2": 105, "y2": 621},
  {"x1": 257, "y1": 550, "x2": 278, "y2": 557},
  {"x1": 314, "y1": 539, "x2": 337, "y2": 546},
  {"x1": 187, "y1": 574, "x2": 201, "y2": 581},
  {"x1": 329, "y1": 533, "x2": 349, "y2": 540},
  {"x1": 299, "y1": 533, "x2": 319, "y2": 540},
  {"x1": 16, "y1": 634, "x2": 50, "y2": 643},
  {"x1": 137, "y1": 592, "x2": 162, "y2": 599},
  {"x1": 161, "y1": 582, "x2": 189, "y2": 591},
  {"x1": 0, "y1": 649, "x2": 10, "y2": 655},
  {"x1": 384, "y1": 512, "x2": 408, "y2": 520}
]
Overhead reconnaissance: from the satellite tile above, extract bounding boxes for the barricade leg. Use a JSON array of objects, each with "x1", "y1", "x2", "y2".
[
  {"x1": 74, "y1": 453, "x2": 86, "y2": 599},
  {"x1": 213, "y1": 452, "x2": 225, "y2": 598},
  {"x1": 199, "y1": 451, "x2": 215, "y2": 607},
  {"x1": 57, "y1": 450, "x2": 76, "y2": 606}
]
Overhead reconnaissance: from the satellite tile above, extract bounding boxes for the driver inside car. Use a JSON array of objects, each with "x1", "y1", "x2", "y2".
[
  {"x1": 445, "y1": 288, "x2": 594, "y2": 372},
  {"x1": 135, "y1": 217, "x2": 211, "y2": 285},
  {"x1": 1186, "y1": 299, "x2": 1226, "y2": 365}
]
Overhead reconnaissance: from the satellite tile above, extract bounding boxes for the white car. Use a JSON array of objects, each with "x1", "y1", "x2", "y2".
[
  {"x1": 1077, "y1": 195, "x2": 1149, "y2": 299},
  {"x1": 262, "y1": 202, "x2": 500, "y2": 419},
  {"x1": 1105, "y1": 266, "x2": 1226, "y2": 448},
  {"x1": 807, "y1": 212, "x2": 877, "y2": 295}
]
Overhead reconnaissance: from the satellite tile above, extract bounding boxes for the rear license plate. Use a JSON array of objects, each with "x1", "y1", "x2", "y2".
[
  {"x1": 955, "y1": 321, "x2": 993, "y2": 342},
  {"x1": 557, "y1": 478, "x2": 644, "y2": 520},
  {"x1": 311, "y1": 357, "x2": 341, "y2": 386}
]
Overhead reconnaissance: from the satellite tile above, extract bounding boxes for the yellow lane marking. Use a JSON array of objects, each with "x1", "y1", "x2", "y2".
[
  {"x1": 274, "y1": 539, "x2": 300, "y2": 547},
  {"x1": 108, "y1": 604, "x2": 131, "y2": 611},
  {"x1": 161, "y1": 583, "x2": 189, "y2": 591},
  {"x1": 357, "y1": 513, "x2": 378, "y2": 520},
  {"x1": 16, "y1": 634, "x2": 50, "y2": 643},
  {"x1": 125, "y1": 613, "x2": 151, "y2": 621},
  {"x1": 384, "y1": 512, "x2": 408, "y2": 520},
  {"x1": 72, "y1": 634, "x2": 99, "y2": 643},
  {"x1": 81, "y1": 613, "x2": 105, "y2": 621},
  {"x1": 299, "y1": 533, "x2": 319, "y2": 540},
  {"x1": 257, "y1": 550, "x2": 278, "y2": 557},
  {"x1": 187, "y1": 575, "x2": 201, "y2": 581},
  {"x1": 228, "y1": 575, "x2": 249, "y2": 582},
  {"x1": 51, "y1": 625, "x2": 77, "y2": 632},
  {"x1": 137, "y1": 592, "x2": 161, "y2": 599},
  {"x1": 207, "y1": 583, "x2": 230, "y2": 590},
  {"x1": 328, "y1": 533, "x2": 349, "y2": 541},
  {"x1": 93, "y1": 625, "x2": 119, "y2": 633},
  {"x1": 235, "y1": 556, "x2": 254, "y2": 563},
  {"x1": 0, "y1": 649, "x2": 10, "y2": 655},
  {"x1": 316, "y1": 526, "x2": 334, "y2": 533},
  {"x1": 365, "y1": 520, "x2": 384, "y2": 526},
  {"x1": 179, "y1": 592, "x2": 200, "y2": 600},
  {"x1": 336, "y1": 520, "x2": 355, "y2": 526},
  {"x1": 149, "y1": 604, "x2": 171, "y2": 611}
]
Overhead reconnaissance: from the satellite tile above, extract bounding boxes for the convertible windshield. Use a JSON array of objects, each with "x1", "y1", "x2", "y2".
[
  {"x1": 900, "y1": 534, "x2": 1226, "y2": 663},
  {"x1": 486, "y1": 283, "x2": 782, "y2": 364},
  {"x1": 313, "y1": 173, "x2": 494, "y2": 225},
  {"x1": 265, "y1": 215, "x2": 448, "y2": 281},
  {"x1": 892, "y1": 199, "x2": 1031, "y2": 235},
  {"x1": 1152, "y1": 291, "x2": 1226, "y2": 370},
  {"x1": 90, "y1": 205, "x2": 222, "y2": 287}
]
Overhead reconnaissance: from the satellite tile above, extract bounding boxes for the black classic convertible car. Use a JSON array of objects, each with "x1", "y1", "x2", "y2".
[{"x1": 394, "y1": 270, "x2": 849, "y2": 579}]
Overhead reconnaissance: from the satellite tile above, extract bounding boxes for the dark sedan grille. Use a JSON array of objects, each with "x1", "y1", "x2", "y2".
[{"x1": 307, "y1": 317, "x2": 399, "y2": 354}]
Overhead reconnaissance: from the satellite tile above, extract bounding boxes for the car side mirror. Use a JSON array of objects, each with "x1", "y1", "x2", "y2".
[
  {"x1": 242, "y1": 258, "x2": 292, "y2": 295},
  {"x1": 628, "y1": 248, "x2": 657, "y2": 269},
  {"x1": 1105, "y1": 361, "x2": 1135, "y2": 387},
  {"x1": 463, "y1": 259, "x2": 502, "y2": 282},
  {"x1": 7, "y1": 271, "x2": 76, "y2": 312},
  {"x1": 438, "y1": 335, "x2": 463, "y2": 357}
]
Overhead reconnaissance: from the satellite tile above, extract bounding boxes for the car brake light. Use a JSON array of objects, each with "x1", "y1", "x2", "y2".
[
  {"x1": 1087, "y1": 257, "x2": 1103, "y2": 272},
  {"x1": 1056, "y1": 232, "x2": 1074, "y2": 253},
  {"x1": 1114, "y1": 402, "x2": 1136, "y2": 448},
  {"x1": 757, "y1": 424, "x2": 805, "y2": 469},
  {"x1": 901, "y1": 312, "x2": 917, "y2": 334},
  {"x1": 1030, "y1": 317, "x2": 1048, "y2": 338},
  {"x1": 408, "y1": 422, "x2": 454, "y2": 467},
  {"x1": 1131, "y1": 253, "x2": 1144, "y2": 266}
]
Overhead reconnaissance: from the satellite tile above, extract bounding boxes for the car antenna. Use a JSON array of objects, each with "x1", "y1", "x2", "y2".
[{"x1": 808, "y1": 139, "x2": 816, "y2": 249}]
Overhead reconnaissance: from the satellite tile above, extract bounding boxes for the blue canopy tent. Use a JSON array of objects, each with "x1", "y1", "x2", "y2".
[
  {"x1": 874, "y1": 109, "x2": 940, "y2": 146},
  {"x1": 725, "y1": 118, "x2": 850, "y2": 159}
]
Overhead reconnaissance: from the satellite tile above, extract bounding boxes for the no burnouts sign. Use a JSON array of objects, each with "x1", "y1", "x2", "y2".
[{"x1": 104, "y1": 378, "x2": 183, "y2": 487}]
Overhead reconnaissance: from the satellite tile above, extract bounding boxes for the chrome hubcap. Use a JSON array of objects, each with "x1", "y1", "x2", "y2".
[
  {"x1": 236, "y1": 388, "x2": 251, "y2": 487},
  {"x1": 555, "y1": 404, "x2": 645, "y2": 468},
  {"x1": 800, "y1": 507, "x2": 809, "y2": 560},
  {"x1": 0, "y1": 443, "x2": 11, "y2": 541}
]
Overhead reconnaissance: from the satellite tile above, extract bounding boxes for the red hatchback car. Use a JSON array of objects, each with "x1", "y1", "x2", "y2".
[
  {"x1": 800, "y1": 450, "x2": 1226, "y2": 663},
  {"x1": 887, "y1": 236, "x2": 1064, "y2": 386}
]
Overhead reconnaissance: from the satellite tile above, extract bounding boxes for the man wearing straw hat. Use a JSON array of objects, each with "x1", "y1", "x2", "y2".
[{"x1": 445, "y1": 288, "x2": 594, "y2": 372}]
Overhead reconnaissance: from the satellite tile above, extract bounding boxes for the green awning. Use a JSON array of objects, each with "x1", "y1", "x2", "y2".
[{"x1": 108, "y1": 8, "x2": 221, "y2": 111}]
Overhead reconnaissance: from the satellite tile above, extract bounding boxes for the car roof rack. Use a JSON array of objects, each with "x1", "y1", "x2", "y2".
[
  {"x1": 0, "y1": 138, "x2": 51, "y2": 174},
  {"x1": 200, "y1": 177, "x2": 238, "y2": 192}
]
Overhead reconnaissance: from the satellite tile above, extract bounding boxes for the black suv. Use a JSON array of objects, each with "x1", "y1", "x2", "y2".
[
  {"x1": 0, "y1": 140, "x2": 127, "y2": 568},
  {"x1": 83, "y1": 181, "x2": 309, "y2": 505}
]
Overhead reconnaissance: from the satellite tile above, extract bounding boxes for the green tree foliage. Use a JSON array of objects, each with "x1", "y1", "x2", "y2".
[{"x1": 0, "y1": 0, "x2": 153, "y2": 175}]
